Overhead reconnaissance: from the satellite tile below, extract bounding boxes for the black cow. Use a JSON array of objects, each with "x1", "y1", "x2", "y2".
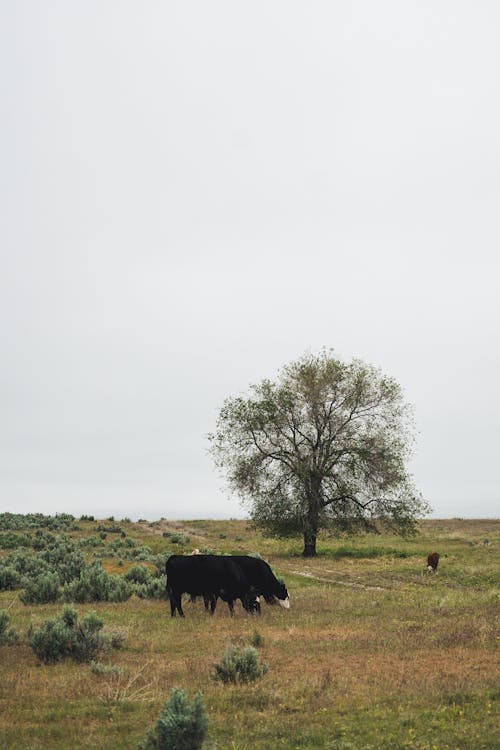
[
  {"x1": 228, "y1": 556, "x2": 290, "y2": 609},
  {"x1": 427, "y1": 552, "x2": 440, "y2": 572},
  {"x1": 166, "y1": 554, "x2": 254, "y2": 617},
  {"x1": 197, "y1": 556, "x2": 289, "y2": 615}
]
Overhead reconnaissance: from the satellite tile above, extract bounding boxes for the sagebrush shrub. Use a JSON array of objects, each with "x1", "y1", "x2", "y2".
[
  {"x1": 20, "y1": 572, "x2": 61, "y2": 604},
  {"x1": 0, "y1": 565, "x2": 22, "y2": 591},
  {"x1": 138, "y1": 688, "x2": 207, "y2": 750},
  {"x1": 63, "y1": 562, "x2": 132, "y2": 603},
  {"x1": 124, "y1": 565, "x2": 152, "y2": 585},
  {"x1": 28, "y1": 605, "x2": 122, "y2": 664},
  {"x1": 214, "y1": 645, "x2": 268, "y2": 684},
  {"x1": 0, "y1": 610, "x2": 19, "y2": 645},
  {"x1": 134, "y1": 578, "x2": 168, "y2": 600}
]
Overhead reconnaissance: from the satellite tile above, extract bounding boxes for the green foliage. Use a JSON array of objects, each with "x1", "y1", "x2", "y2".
[
  {"x1": 0, "y1": 610, "x2": 19, "y2": 645},
  {"x1": 63, "y1": 562, "x2": 133, "y2": 603},
  {"x1": 0, "y1": 513, "x2": 75, "y2": 531},
  {"x1": 169, "y1": 533, "x2": 189, "y2": 545},
  {"x1": 134, "y1": 578, "x2": 168, "y2": 600},
  {"x1": 0, "y1": 564, "x2": 23, "y2": 590},
  {"x1": 97, "y1": 523, "x2": 123, "y2": 534},
  {"x1": 250, "y1": 629, "x2": 264, "y2": 648},
  {"x1": 124, "y1": 565, "x2": 152, "y2": 585},
  {"x1": 38, "y1": 541, "x2": 85, "y2": 584},
  {"x1": 20, "y1": 572, "x2": 61, "y2": 604},
  {"x1": 28, "y1": 606, "x2": 121, "y2": 664},
  {"x1": 138, "y1": 688, "x2": 208, "y2": 750},
  {"x1": 0, "y1": 532, "x2": 32, "y2": 549},
  {"x1": 213, "y1": 645, "x2": 269, "y2": 684}
]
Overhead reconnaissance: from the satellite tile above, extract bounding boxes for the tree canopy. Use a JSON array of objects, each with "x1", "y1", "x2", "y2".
[{"x1": 210, "y1": 351, "x2": 428, "y2": 556}]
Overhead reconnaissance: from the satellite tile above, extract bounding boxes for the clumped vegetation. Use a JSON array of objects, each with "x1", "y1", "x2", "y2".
[
  {"x1": 0, "y1": 516, "x2": 168, "y2": 603},
  {"x1": 250, "y1": 629, "x2": 264, "y2": 648},
  {"x1": 138, "y1": 688, "x2": 208, "y2": 750},
  {"x1": 20, "y1": 572, "x2": 61, "y2": 604},
  {"x1": 0, "y1": 512, "x2": 76, "y2": 531},
  {"x1": 214, "y1": 645, "x2": 269, "y2": 684},
  {"x1": 63, "y1": 563, "x2": 133, "y2": 603},
  {"x1": 0, "y1": 610, "x2": 19, "y2": 645},
  {"x1": 28, "y1": 605, "x2": 124, "y2": 664}
]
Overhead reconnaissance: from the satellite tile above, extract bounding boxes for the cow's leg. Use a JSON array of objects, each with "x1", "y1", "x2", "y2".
[
  {"x1": 168, "y1": 588, "x2": 177, "y2": 617},
  {"x1": 176, "y1": 593, "x2": 185, "y2": 618},
  {"x1": 227, "y1": 599, "x2": 235, "y2": 616},
  {"x1": 209, "y1": 594, "x2": 217, "y2": 615}
]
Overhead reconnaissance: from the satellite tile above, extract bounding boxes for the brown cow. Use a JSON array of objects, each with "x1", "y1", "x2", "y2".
[{"x1": 427, "y1": 552, "x2": 440, "y2": 572}]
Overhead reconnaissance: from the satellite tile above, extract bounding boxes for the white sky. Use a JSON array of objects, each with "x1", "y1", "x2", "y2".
[{"x1": 1, "y1": 1, "x2": 498, "y2": 520}]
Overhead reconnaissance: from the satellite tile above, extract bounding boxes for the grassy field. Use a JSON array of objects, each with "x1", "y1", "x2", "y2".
[{"x1": 0, "y1": 517, "x2": 498, "y2": 749}]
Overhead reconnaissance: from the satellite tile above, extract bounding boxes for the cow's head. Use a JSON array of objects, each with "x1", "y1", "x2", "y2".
[{"x1": 276, "y1": 581, "x2": 290, "y2": 609}]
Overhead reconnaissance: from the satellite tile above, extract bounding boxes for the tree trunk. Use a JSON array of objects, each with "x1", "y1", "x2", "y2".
[{"x1": 302, "y1": 532, "x2": 317, "y2": 557}]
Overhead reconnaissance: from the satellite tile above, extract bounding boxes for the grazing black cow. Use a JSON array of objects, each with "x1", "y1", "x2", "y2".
[
  {"x1": 427, "y1": 552, "x2": 440, "y2": 572},
  {"x1": 228, "y1": 556, "x2": 290, "y2": 609},
  {"x1": 166, "y1": 554, "x2": 254, "y2": 617}
]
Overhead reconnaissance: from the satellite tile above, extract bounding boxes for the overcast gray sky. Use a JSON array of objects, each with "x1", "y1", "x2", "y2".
[{"x1": 1, "y1": 1, "x2": 498, "y2": 520}]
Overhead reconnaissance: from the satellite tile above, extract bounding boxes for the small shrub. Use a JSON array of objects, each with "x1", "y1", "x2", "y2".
[
  {"x1": 214, "y1": 645, "x2": 268, "y2": 684},
  {"x1": 250, "y1": 630, "x2": 264, "y2": 648},
  {"x1": 28, "y1": 606, "x2": 122, "y2": 664},
  {"x1": 134, "y1": 578, "x2": 168, "y2": 600},
  {"x1": 124, "y1": 565, "x2": 152, "y2": 585},
  {"x1": 0, "y1": 565, "x2": 23, "y2": 591},
  {"x1": 20, "y1": 572, "x2": 61, "y2": 604},
  {"x1": 90, "y1": 660, "x2": 123, "y2": 676},
  {"x1": 0, "y1": 610, "x2": 19, "y2": 645},
  {"x1": 138, "y1": 688, "x2": 208, "y2": 750}
]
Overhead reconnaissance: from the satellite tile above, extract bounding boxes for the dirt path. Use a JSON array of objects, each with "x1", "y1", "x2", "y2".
[{"x1": 291, "y1": 569, "x2": 388, "y2": 591}]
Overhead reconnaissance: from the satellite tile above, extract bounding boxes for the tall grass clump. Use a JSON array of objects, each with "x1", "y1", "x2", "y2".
[
  {"x1": 28, "y1": 605, "x2": 123, "y2": 664},
  {"x1": 138, "y1": 688, "x2": 207, "y2": 750},
  {"x1": 214, "y1": 645, "x2": 269, "y2": 684},
  {"x1": 0, "y1": 610, "x2": 19, "y2": 645}
]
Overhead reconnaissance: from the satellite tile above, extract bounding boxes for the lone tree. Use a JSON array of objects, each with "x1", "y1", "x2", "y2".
[{"x1": 210, "y1": 351, "x2": 428, "y2": 556}]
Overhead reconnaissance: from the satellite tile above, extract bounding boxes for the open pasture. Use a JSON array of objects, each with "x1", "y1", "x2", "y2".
[{"x1": 0, "y1": 517, "x2": 498, "y2": 749}]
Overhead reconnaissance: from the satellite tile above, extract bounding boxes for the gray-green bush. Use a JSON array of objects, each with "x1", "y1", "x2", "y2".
[
  {"x1": 124, "y1": 565, "x2": 152, "y2": 585},
  {"x1": 138, "y1": 688, "x2": 207, "y2": 750},
  {"x1": 28, "y1": 606, "x2": 123, "y2": 664},
  {"x1": 63, "y1": 563, "x2": 132, "y2": 603},
  {"x1": 20, "y1": 572, "x2": 61, "y2": 604},
  {"x1": 213, "y1": 645, "x2": 269, "y2": 684}
]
